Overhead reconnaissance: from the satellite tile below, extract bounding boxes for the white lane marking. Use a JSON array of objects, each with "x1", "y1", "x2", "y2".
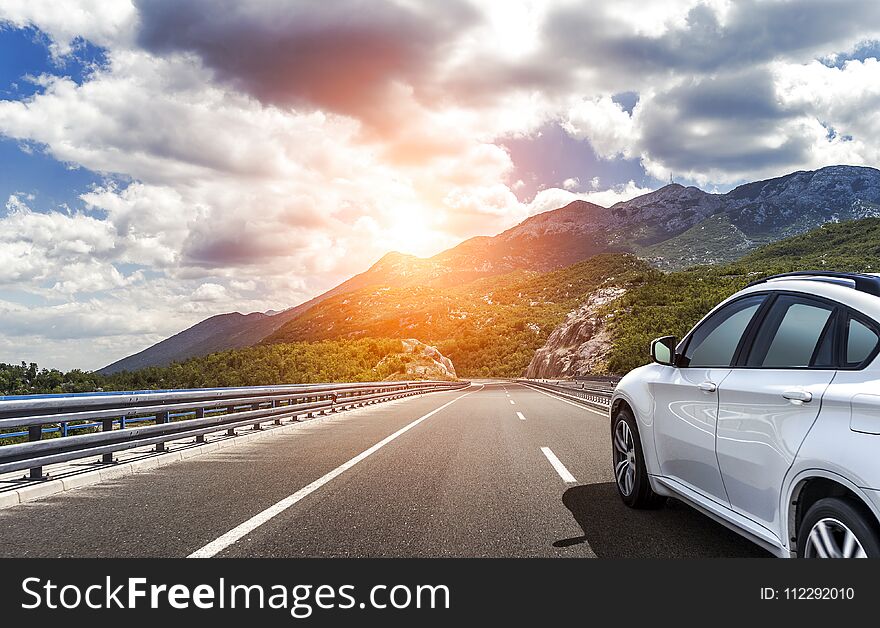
[
  {"x1": 189, "y1": 385, "x2": 482, "y2": 558},
  {"x1": 516, "y1": 411, "x2": 526, "y2": 421},
  {"x1": 541, "y1": 447, "x2": 577, "y2": 484},
  {"x1": 520, "y1": 384, "x2": 608, "y2": 417},
  {"x1": 509, "y1": 399, "x2": 515, "y2": 405}
]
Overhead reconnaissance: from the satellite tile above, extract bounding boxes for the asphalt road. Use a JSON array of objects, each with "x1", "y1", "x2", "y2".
[{"x1": 0, "y1": 382, "x2": 768, "y2": 558}]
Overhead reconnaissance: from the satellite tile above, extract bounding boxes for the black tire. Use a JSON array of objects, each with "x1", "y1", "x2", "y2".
[
  {"x1": 611, "y1": 407, "x2": 665, "y2": 509},
  {"x1": 797, "y1": 497, "x2": 880, "y2": 558}
]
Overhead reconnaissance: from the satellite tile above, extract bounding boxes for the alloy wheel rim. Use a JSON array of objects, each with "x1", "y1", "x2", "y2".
[
  {"x1": 805, "y1": 517, "x2": 867, "y2": 558},
  {"x1": 613, "y1": 419, "x2": 636, "y2": 496}
]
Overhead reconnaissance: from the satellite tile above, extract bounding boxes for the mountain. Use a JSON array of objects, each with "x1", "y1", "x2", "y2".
[
  {"x1": 619, "y1": 165, "x2": 880, "y2": 267},
  {"x1": 101, "y1": 165, "x2": 880, "y2": 373}
]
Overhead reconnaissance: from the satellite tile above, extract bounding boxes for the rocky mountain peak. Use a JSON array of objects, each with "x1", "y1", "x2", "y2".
[{"x1": 499, "y1": 200, "x2": 608, "y2": 241}]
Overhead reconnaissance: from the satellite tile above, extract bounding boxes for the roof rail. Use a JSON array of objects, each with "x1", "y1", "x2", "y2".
[{"x1": 746, "y1": 271, "x2": 880, "y2": 297}]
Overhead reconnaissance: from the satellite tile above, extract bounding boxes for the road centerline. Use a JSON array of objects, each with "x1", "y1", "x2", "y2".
[
  {"x1": 516, "y1": 411, "x2": 526, "y2": 421},
  {"x1": 541, "y1": 446, "x2": 577, "y2": 484},
  {"x1": 188, "y1": 385, "x2": 482, "y2": 558}
]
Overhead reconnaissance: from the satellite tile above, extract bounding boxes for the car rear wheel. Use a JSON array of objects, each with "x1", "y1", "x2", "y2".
[
  {"x1": 612, "y1": 407, "x2": 665, "y2": 509},
  {"x1": 798, "y1": 497, "x2": 880, "y2": 558}
]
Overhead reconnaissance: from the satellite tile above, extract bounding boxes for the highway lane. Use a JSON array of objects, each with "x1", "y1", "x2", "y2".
[{"x1": 0, "y1": 382, "x2": 768, "y2": 558}]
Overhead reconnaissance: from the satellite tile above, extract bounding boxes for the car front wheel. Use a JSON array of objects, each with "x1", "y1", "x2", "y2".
[
  {"x1": 612, "y1": 407, "x2": 665, "y2": 509},
  {"x1": 798, "y1": 497, "x2": 880, "y2": 558}
]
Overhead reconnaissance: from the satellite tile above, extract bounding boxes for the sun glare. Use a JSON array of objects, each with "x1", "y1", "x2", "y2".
[{"x1": 381, "y1": 210, "x2": 450, "y2": 259}]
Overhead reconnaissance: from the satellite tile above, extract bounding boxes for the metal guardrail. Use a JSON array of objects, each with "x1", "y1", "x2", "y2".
[
  {"x1": 572, "y1": 375, "x2": 621, "y2": 386},
  {"x1": 0, "y1": 380, "x2": 468, "y2": 480},
  {"x1": 516, "y1": 379, "x2": 612, "y2": 412}
]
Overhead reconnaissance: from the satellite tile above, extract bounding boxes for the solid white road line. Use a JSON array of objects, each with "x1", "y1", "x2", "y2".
[
  {"x1": 188, "y1": 385, "x2": 482, "y2": 558},
  {"x1": 541, "y1": 447, "x2": 577, "y2": 484},
  {"x1": 519, "y1": 384, "x2": 608, "y2": 417},
  {"x1": 516, "y1": 411, "x2": 526, "y2": 421}
]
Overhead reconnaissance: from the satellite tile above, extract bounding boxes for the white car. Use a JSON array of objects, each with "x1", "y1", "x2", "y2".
[{"x1": 611, "y1": 271, "x2": 880, "y2": 558}]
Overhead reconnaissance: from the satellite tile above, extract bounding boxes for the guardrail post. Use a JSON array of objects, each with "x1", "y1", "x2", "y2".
[
  {"x1": 154, "y1": 411, "x2": 169, "y2": 452},
  {"x1": 100, "y1": 418, "x2": 115, "y2": 463},
  {"x1": 226, "y1": 405, "x2": 236, "y2": 435},
  {"x1": 252, "y1": 403, "x2": 263, "y2": 430},
  {"x1": 25, "y1": 425, "x2": 48, "y2": 480},
  {"x1": 272, "y1": 399, "x2": 283, "y2": 425},
  {"x1": 60, "y1": 421, "x2": 68, "y2": 437},
  {"x1": 194, "y1": 407, "x2": 206, "y2": 443}
]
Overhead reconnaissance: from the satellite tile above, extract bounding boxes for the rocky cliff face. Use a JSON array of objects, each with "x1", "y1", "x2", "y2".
[
  {"x1": 389, "y1": 339, "x2": 457, "y2": 380},
  {"x1": 524, "y1": 287, "x2": 626, "y2": 378}
]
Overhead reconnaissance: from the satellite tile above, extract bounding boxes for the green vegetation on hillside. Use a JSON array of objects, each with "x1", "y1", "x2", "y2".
[
  {"x1": 0, "y1": 338, "x2": 431, "y2": 396},
  {"x1": 634, "y1": 213, "x2": 772, "y2": 269},
  {"x1": 265, "y1": 254, "x2": 653, "y2": 378},
  {"x1": 601, "y1": 218, "x2": 880, "y2": 373}
]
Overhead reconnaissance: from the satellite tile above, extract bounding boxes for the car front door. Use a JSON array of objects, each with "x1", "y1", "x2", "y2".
[
  {"x1": 652, "y1": 294, "x2": 767, "y2": 505},
  {"x1": 716, "y1": 294, "x2": 837, "y2": 537}
]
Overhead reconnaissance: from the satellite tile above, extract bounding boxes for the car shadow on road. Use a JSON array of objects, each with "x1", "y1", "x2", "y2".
[{"x1": 557, "y1": 482, "x2": 771, "y2": 558}]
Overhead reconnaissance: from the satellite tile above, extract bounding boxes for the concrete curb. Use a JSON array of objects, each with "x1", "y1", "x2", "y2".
[{"x1": 0, "y1": 396, "x2": 421, "y2": 510}]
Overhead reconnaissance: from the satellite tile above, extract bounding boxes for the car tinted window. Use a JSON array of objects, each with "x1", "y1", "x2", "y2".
[
  {"x1": 846, "y1": 318, "x2": 879, "y2": 366},
  {"x1": 684, "y1": 295, "x2": 765, "y2": 368},
  {"x1": 746, "y1": 297, "x2": 834, "y2": 368}
]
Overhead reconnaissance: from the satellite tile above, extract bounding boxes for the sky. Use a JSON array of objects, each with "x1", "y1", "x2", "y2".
[{"x1": 2, "y1": 1, "x2": 880, "y2": 371}]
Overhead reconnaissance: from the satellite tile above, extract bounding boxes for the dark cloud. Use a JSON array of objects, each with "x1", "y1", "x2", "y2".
[
  {"x1": 183, "y1": 222, "x2": 298, "y2": 267},
  {"x1": 135, "y1": 0, "x2": 480, "y2": 123},
  {"x1": 671, "y1": 69, "x2": 793, "y2": 122},
  {"x1": 545, "y1": 0, "x2": 880, "y2": 80},
  {"x1": 638, "y1": 69, "x2": 809, "y2": 174}
]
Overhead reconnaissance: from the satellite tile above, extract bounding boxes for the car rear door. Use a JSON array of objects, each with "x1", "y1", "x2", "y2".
[
  {"x1": 652, "y1": 294, "x2": 767, "y2": 505},
  {"x1": 716, "y1": 293, "x2": 837, "y2": 537}
]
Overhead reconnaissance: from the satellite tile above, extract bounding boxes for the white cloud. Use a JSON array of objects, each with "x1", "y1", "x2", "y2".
[
  {"x1": 773, "y1": 57, "x2": 880, "y2": 167},
  {"x1": 563, "y1": 96, "x2": 638, "y2": 159},
  {"x1": 579, "y1": 181, "x2": 656, "y2": 207},
  {"x1": 0, "y1": 0, "x2": 136, "y2": 54},
  {"x1": 191, "y1": 282, "x2": 227, "y2": 302}
]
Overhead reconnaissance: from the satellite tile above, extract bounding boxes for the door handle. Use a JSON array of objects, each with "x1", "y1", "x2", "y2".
[
  {"x1": 783, "y1": 390, "x2": 813, "y2": 403},
  {"x1": 698, "y1": 381, "x2": 717, "y2": 393}
]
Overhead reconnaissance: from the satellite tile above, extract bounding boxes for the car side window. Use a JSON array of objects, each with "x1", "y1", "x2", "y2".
[
  {"x1": 846, "y1": 317, "x2": 880, "y2": 367},
  {"x1": 683, "y1": 295, "x2": 766, "y2": 368},
  {"x1": 745, "y1": 296, "x2": 835, "y2": 368}
]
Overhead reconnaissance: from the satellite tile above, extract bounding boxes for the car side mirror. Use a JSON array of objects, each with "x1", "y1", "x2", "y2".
[{"x1": 651, "y1": 336, "x2": 678, "y2": 366}]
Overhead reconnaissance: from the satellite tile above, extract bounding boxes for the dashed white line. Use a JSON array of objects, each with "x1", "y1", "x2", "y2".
[
  {"x1": 541, "y1": 447, "x2": 577, "y2": 483},
  {"x1": 188, "y1": 385, "x2": 482, "y2": 558},
  {"x1": 509, "y1": 399, "x2": 515, "y2": 405},
  {"x1": 516, "y1": 411, "x2": 526, "y2": 421}
]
